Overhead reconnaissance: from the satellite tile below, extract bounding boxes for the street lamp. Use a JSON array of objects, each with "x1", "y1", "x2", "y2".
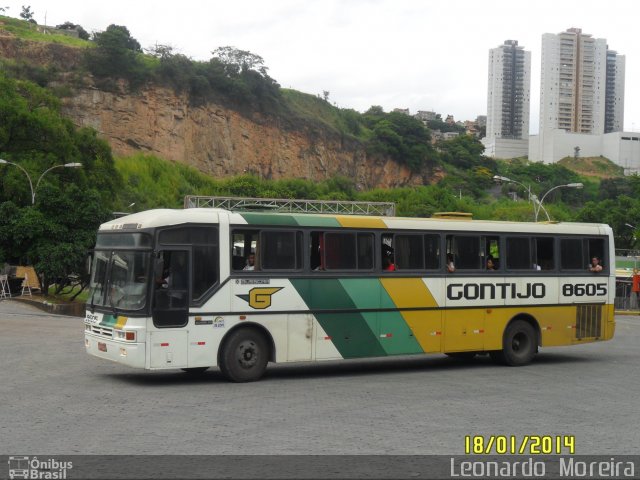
[
  {"x1": 0, "y1": 159, "x2": 82, "y2": 204},
  {"x1": 533, "y1": 183, "x2": 583, "y2": 222},
  {"x1": 492, "y1": 175, "x2": 532, "y2": 202}
]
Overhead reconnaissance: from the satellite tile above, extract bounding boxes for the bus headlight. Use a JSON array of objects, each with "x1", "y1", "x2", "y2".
[{"x1": 114, "y1": 330, "x2": 136, "y2": 342}]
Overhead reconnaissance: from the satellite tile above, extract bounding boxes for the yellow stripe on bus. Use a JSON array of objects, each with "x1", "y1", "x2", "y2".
[
  {"x1": 335, "y1": 216, "x2": 388, "y2": 229},
  {"x1": 380, "y1": 278, "x2": 442, "y2": 353},
  {"x1": 115, "y1": 316, "x2": 128, "y2": 330}
]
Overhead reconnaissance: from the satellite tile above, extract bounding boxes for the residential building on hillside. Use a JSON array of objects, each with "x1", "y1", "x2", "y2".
[
  {"x1": 415, "y1": 110, "x2": 438, "y2": 122},
  {"x1": 605, "y1": 49, "x2": 626, "y2": 133},
  {"x1": 531, "y1": 28, "x2": 627, "y2": 166},
  {"x1": 482, "y1": 40, "x2": 531, "y2": 159}
]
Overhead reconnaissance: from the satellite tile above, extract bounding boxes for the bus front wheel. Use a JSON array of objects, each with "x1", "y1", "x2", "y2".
[
  {"x1": 219, "y1": 328, "x2": 269, "y2": 382},
  {"x1": 490, "y1": 320, "x2": 537, "y2": 366}
]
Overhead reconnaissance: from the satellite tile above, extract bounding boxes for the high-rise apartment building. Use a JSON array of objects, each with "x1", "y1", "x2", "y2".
[
  {"x1": 536, "y1": 28, "x2": 625, "y2": 160},
  {"x1": 605, "y1": 49, "x2": 626, "y2": 133},
  {"x1": 483, "y1": 40, "x2": 531, "y2": 159}
]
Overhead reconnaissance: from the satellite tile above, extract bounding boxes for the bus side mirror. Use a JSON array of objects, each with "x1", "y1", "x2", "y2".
[{"x1": 85, "y1": 252, "x2": 93, "y2": 275}]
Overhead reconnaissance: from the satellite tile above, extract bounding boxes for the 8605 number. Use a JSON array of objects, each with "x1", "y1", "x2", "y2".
[{"x1": 562, "y1": 283, "x2": 606, "y2": 297}]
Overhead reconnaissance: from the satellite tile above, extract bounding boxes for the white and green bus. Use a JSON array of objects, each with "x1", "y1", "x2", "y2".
[{"x1": 85, "y1": 202, "x2": 616, "y2": 382}]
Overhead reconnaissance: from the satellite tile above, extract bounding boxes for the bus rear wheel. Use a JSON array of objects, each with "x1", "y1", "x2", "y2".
[
  {"x1": 491, "y1": 320, "x2": 537, "y2": 366},
  {"x1": 219, "y1": 328, "x2": 269, "y2": 382}
]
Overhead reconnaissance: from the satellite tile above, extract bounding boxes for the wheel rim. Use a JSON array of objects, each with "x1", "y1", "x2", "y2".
[
  {"x1": 236, "y1": 340, "x2": 259, "y2": 370},
  {"x1": 511, "y1": 331, "x2": 530, "y2": 356}
]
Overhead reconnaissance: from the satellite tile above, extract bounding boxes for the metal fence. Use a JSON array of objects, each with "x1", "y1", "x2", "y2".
[
  {"x1": 183, "y1": 196, "x2": 397, "y2": 217},
  {"x1": 615, "y1": 279, "x2": 639, "y2": 310}
]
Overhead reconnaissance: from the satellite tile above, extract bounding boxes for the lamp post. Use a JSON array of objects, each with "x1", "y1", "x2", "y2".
[
  {"x1": 494, "y1": 175, "x2": 583, "y2": 222},
  {"x1": 533, "y1": 183, "x2": 583, "y2": 222},
  {"x1": 493, "y1": 175, "x2": 532, "y2": 202},
  {"x1": 0, "y1": 159, "x2": 82, "y2": 204}
]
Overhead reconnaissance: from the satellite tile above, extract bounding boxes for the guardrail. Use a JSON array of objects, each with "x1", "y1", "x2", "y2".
[{"x1": 183, "y1": 196, "x2": 397, "y2": 217}]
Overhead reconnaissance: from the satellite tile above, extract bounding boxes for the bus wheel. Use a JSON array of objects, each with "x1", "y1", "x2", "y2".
[
  {"x1": 219, "y1": 328, "x2": 269, "y2": 382},
  {"x1": 445, "y1": 352, "x2": 477, "y2": 361},
  {"x1": 492, "y1": 320, "x2": 537, "y2": 366},
  {"x1": 181, "y1": 367, "x2": 209, "y2": 374}
]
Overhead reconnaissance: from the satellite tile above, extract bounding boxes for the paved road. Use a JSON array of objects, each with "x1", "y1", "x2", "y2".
[{"x1": 1, "y1": 299, "x2": 638, "y2": 456}]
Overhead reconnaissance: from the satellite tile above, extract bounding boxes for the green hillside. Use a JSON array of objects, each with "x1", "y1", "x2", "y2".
[{"x1": 558, "y1": 156, "x2": 625, "y2": 179}]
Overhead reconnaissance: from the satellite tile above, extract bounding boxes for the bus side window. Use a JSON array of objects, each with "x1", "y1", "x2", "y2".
[
  {"x1": 232, "y1": 230, "x2": 259, "y2": 271},
  {"x1": 535, "y1": 237, "x2": 555, "y2": 270},
  {"x1": 381, "y1": 234, "x2": 395, "y2": 271},
  {"x1": 587, "y1": 238, "x2": 606, "y2": 273},
  {"x1": 424, "y1": 234, "x2": 441, "y2": 270}
]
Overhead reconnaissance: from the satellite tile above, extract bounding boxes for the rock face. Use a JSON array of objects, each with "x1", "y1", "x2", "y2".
[
  {"x1": 0, "y1": 34, "x2": 435, "y2": 189},
  {"x1": 60, "y1": 86, "x2": 434, "y2": 189}
]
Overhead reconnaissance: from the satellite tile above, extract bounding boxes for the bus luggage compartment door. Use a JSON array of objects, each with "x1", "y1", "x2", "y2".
[{"x1": 150, "y1": 331, "x2": 188, "y2": 368}]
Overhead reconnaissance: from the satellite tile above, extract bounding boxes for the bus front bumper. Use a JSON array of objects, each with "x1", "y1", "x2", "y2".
[{"x1": 85, "y1": 333, "x2": 146, "y2": 368}]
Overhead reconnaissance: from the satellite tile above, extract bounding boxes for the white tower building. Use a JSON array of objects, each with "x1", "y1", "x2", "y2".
[{"x1": 483, "y1": 40, "x2": 531, "y2": 159}]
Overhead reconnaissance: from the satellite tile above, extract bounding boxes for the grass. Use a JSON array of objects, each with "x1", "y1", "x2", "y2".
[
  {"x1": 281, "y1": 89, "x2": 367, "y2": 140},
  {"x1": 558, "y1": 156, "x2": 624, "y2": 179},
  {"x1": 47, "y1": 285, "x2": 90, "y2": 303},
  {"x1": 0, "y1": 15, "x2": 92, "y2": 48}
]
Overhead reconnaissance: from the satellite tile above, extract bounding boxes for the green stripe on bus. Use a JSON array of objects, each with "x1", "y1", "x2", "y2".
[
  {"x1": 290, "y1": 279, "x2": 387, "y2": 358},
  {"x1": 339, "y1": 279, "x2": 424, "y2": 355},
  {"x1": 100, "y1": 314, "x2": 117, "y2": 327},
  {"x1": 239, "y1": 213, "x2": 299, "y2": 226},
  {"x1": 292, "y1": 215, "x2": 341, "y2": 227}
]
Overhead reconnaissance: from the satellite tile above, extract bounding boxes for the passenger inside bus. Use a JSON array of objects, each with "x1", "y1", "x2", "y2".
[
  {"x1": 383, "y1": 255, "x2": 396, "y2": 271},
  {"x1": 243, "y1": 253, "x2": 256, "y2": 271},
  {"x1": 486, "y1": 256, "x2": 496, "y2": 270},
  {"x1": 589, "y1": 256, "x2": 603, "y2": 273},
  {"x1": 446, "y1": 253, "x2": 455, "y2": 272}
]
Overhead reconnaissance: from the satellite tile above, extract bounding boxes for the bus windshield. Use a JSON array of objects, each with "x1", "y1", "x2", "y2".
[{"x1": 89, "y1": 250, "x2": 151, "y2": 311}]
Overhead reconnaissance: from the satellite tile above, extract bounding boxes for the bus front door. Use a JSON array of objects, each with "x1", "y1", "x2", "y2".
[{"x1": 152, "y1": 250, "x2": 189, "y2": 328}]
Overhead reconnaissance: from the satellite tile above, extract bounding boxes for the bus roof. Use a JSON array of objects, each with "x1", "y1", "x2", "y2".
[{"x1": 101, "y1": 208, "x2": 611, "y2": 236}]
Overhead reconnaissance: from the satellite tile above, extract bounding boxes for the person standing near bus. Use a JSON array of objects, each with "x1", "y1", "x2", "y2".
[{"x1": 632, "y1": 268, "x2": 640, "y2": 309}]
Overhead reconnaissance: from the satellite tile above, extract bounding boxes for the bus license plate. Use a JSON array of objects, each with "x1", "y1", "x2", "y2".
[{"x1": 98, "y1": 342, "x2": 107, "y2": 352}]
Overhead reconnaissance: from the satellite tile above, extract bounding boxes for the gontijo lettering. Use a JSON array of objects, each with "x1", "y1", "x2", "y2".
[
  {"x1": 448, "y1": 283, "x2": 545, "y2": 301},
  {"x1": 464, "y1": 434, "x2": 575, "y2": 455}
]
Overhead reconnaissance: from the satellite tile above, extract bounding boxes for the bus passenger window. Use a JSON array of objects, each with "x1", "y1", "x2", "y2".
[
  {"x1": 232, "y1": 230, "x2": 259, "y2": 271},
  {"x1": 381, "y1": 234, "x2": 395, "y2": 271},
  {"x1": 535, "y1": 237, "x2": 555, "y2": 271},
  {"x1": 447, "y1": 235, "x2": 481, "y2": 270},
  {"x1": 424, "y1": 235, "x2": 441, "y2": 270},
  {"x1": 587, "y1": 238, "x2": 606, "y2": 273},
  {"x1": 561, "y1": 238, "x2": 583, "y2": 270},
  {"x1": 357, "y1": 234, "x2": 374, "y2": 270},
  {"x1": 261, "y1": 231, "x2": 302, "y2": 270},
  {"x1": 485, "y1": 236, "x2": 500, "y2": 270},
  {"x1": 395, "y1": 235, "x2": 424, "y2": 270}
]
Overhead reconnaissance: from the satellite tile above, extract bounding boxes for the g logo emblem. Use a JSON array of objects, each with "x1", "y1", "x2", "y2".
[{"x1": 237, "y1": 287, "x2": 283, "y2": 309}]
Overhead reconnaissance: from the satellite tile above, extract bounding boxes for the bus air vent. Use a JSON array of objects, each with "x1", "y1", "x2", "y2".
[{"x1": 576, "y1": 304, "x2": 602, "y2": 339}]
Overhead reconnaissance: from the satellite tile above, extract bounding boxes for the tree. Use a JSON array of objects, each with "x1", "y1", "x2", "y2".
[
  {"x1": 0, "y1": 73, "x2": 118, "y2": 294},
  {"x1": 212, "y1": 46, "x2": 268, "y2": 77},
  {"x1": 85, "y1": 24, "x2": 148, "y2": 87},
  {"x1": 146, "y1": 43, "x2": 175, "y2": 59},
  {"x1": 56, "y1": 21, "x2": 90, "y2": 40},
  {"x1": 19, "y1": 5, "x2": 34, "y2": 22}
]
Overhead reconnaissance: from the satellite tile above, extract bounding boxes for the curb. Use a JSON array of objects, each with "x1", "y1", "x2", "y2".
[
  {"x1": 615, "y1": 310, "x2": 640, "y2": 315},
  {"x1": 11, "y1": 296, "x2": 86, "y2": 317}
]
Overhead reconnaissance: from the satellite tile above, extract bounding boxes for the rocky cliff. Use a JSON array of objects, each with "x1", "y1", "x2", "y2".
[{"x1": 1, "y1": 33, "x2": 435, "y2": 189}]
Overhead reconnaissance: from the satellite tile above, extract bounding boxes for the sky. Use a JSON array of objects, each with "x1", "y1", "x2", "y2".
[{"x1": 4, "y1": 0, "x2": 640, "y2": 134}]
